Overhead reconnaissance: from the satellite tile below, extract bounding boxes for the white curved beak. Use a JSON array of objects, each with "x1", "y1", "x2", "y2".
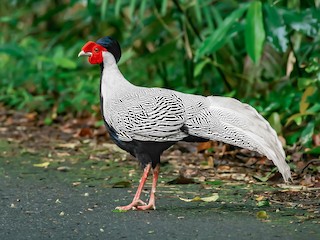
[{"x1": 78, "y1": 50, "x2": 92, "y2": 57}]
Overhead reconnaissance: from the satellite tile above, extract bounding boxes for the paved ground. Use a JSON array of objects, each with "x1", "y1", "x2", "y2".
[
  {"x1": 0, "y1": 138, "x2": 319, "y2": 240},
  {"x1": 1, "y1": 170, "x2": 319, "y2": 240}
]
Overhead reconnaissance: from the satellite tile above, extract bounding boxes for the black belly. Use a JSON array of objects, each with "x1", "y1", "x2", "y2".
[{"x1": 105, "y1": 123, "x2": 176, "y2": 168}]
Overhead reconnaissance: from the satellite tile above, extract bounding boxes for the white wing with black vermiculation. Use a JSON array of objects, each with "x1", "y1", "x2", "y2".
[{"x1": 103, "y1": 88, "x2": 188, "y2": 142}]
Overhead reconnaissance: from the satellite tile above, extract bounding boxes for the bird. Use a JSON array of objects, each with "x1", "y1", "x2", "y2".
[{"x1": 78, "y1": 36, "x2": 291, "y2": 211}]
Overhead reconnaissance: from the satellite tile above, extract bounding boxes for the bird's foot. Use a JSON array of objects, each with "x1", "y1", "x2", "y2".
[
  {"x1": 115, "y1": 199, "x2": 146, "y2": 211},
  {"x1": 136, "y1": 202, "x2": 156, "y2": 211}
]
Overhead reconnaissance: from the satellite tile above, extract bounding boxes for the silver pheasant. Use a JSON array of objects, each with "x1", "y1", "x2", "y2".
[{"x1": 78, "y1": 36, "x2": 291, "y2": 211}]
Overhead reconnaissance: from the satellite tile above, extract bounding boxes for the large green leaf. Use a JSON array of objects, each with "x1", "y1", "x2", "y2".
[
  {"x1": 263, "y1": 4, "x2": 289, "y2": 52},
  {"x1": 300, "y1": 121, "x2": 315, "y2": 146},
  {"x1": 245, "y1": 1, "x2": 266, "y2": 64},
  {"x1": 195, "y1": 5, "x2": 248, "y2": 60},
  {"x1": 283, "y1": 8, "x2": 320, "y2": 37}
]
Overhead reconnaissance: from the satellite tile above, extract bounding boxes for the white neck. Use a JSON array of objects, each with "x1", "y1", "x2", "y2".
[{"x1": 100, "y1": 52, "x2": 134, "y2": 100}]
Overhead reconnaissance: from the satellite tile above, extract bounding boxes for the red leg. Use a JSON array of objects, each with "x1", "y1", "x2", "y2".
[
  {"x1": 115, "y1": 164, "x2": 151, "y2": 210},
  {"x1": 136, "y1": 164, "x2": 160, "y2": 210}
]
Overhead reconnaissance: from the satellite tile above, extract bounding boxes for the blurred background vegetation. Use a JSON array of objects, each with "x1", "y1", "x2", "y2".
[{"x1": 0, "y1": 0, "x2": 319, "y2": 151}]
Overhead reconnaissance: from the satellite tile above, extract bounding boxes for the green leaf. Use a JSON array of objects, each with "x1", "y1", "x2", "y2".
[
  {"x1": 115, "y1": 0, "x2": 122, "y2": 17},
  {"x1": 44, "y1": 116, "x2": 53, "y2": 126},
  {"x1": 308, "y1": 103, "x2": 320, "y2": 114},
  {"x1": 253, "y1": 170, "x2": 274, "y2": 182},
  {"x1": 139, "y1": 0, "x2": 148, "y2": 19},
  {"x1": 283, "y1": 8, "x2": 320, "y2": 37},
  {"x1": 205, "y1": 180, "x2": 223, "y2": 186},
  {"x1": 286, "y1": 132, "x2": 301, "y2": 146},
  {"x1": 285, "y1": 112, "x2": 315, "y2": 126},
  {"x1": 257, "y1": 200, "x2": 270, "y2": 207},
  {"x1": 300, "y1": 121, "x2": 315, "y2": 146},
  {"x1": 0, "y1": 16, "x2": 15, "y2": 23},
  {"x1": 194, "y1": 0, "x2": 203, "y2": 24},
  {"x1": 305, "y1": 146, "x2": 320, "y2": 155},
  {"x1": 129, "y1": 0, "x2": 137, "y2": 20},
  {"x1": 160, "y1": 0, "x2": 168, "y2": 16},
  {"x1": 101, "y1": 0, "x2": 109, "y2": 20},
  {"x1": 112, "y1": 209, "x2": 128, "y2": 213},
  {"x1": 194, "y1": 59, "x2": 210, "y2": 77},
  {"x1": 297, "y1": 78, "x2": 315, "y2": 90},
  {"x1": 268, "y1": 112, "x2": 282, "y2": 135},
  {"x1": 119, "y1": 48, "x2": 135, "y2": 65},
  {"x1": 245, "y1": 1, "x2": 266, "y2": 63},
  {"x1": 263, "y1": 4, "x2": 289, "y2": 52},
  {"x1": 196, "y1": 5, "x2": 248, "y2": 60},
  {"x1": 0, "y1": 44, "x2": 25, "y2": 57},
  {"x1": 203, "y1": 6, "x2": 215, "y2": 31}
]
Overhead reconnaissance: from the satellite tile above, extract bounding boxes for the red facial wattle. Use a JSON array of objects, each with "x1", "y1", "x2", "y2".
[{"x1": 81, "y1": 41, "x2": 107, "y2": 64}]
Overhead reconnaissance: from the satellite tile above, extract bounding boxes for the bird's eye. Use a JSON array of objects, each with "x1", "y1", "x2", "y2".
[{"x1": 94, "y1": 47, "x2": 99, "y2": 53}]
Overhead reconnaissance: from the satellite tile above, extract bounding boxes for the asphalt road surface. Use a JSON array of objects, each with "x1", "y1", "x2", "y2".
[{"x1": 1, "y1": 172, "x2": 319, "y2": 240}]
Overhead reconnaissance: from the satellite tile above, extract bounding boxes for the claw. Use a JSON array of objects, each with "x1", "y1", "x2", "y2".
[
  {"x1": 115, "y1": 199, "x2": 147, "y2": 211},
  {"x1": 136, "y1": 203, "x2": 156, "y2": 211}
]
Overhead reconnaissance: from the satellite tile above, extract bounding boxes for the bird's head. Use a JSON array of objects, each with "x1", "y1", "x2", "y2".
[{"x1": 78, "y1": 36, "x2": 121, "y2": 65}]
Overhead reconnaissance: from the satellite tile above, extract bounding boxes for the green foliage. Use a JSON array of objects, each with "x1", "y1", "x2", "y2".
[
  {"x1": 245, "y1": 1, "x2": 265, "y2": 64},
  {"x1": 0, "y1": 0, "x2": 319, "y2": 148},
  {"x1": 196, "y1": 4, "x2": 249, "y2": 60}
]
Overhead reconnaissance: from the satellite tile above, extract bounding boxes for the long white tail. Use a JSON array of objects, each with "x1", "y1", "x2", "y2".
[{"x1": 185, "y1": 96, "x2": 291, "y2": 182}]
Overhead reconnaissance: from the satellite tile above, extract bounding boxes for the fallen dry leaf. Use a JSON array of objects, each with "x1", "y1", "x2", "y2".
[
  {"x1": 313, "y1": 133, "x2": 320, "y2": 146},
  {"x1": 57, "y1": 166, "x2": 71, "y2": 172},
  {"x1": 78, "y1": 127, "x2": 93, "y2": 137},
  {"x1": 57, "y1": 142, "x2": 78, "y2": 149},
  {"x1": 277, "y1": 184, "x2": 309, "y2": 191},
  {"x1": 255, "y1": 195, "x2": 265, "y2": 201},
  {"x1": 197, "y1": 142, "x2": 213, "y2": 152},
  {"x1": 179, "y1": 193, "x2": 219, "y2": 202},
  {"x1": 286, "y1": 51, "x2": 296, "y2": 77},
  {"x1": 25, "y1": 112, "x2": 37, "y2": 121},
  {"x1": 112, "y1": 181, "x2": 131, "y2": 188},
  {"x1": 72, "y1": 182, "x2": 81, "y2": 187},
  {"x1": 33, "y1": 162, "x2": 50, "y2": 168},
  {"x1": 167, "y1": 175, "x2": 196, "y2": 185},
  {"x1": 207, "y1": 156, "x2": 214, "y2": 168},
  {"x1": 201, "y1": 194, "x2": 220, "y2": 202}
]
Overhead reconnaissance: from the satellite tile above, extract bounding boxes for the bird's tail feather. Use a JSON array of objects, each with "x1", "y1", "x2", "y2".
[{"x1": 186, "y1": 96, "x2": 291, "y2": 182}]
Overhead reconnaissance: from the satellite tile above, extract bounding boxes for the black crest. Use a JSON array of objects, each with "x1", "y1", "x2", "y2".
[{"x1": 96, "y1": 36, "x2": 121, "y2": 63}]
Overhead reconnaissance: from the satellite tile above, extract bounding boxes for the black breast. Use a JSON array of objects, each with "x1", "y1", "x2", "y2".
[{"x1": 103, "y1": 118, "x2": 175, "y2": 168}]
